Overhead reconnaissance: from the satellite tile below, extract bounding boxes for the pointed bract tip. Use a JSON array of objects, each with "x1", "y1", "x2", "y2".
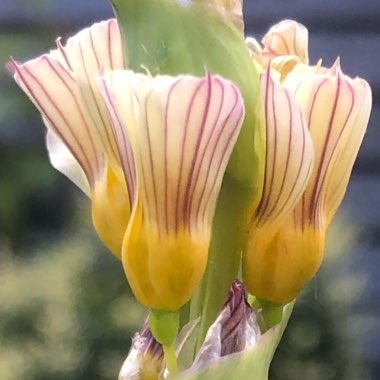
[{"x1": 5, "y1": 57, "x2": 19, "y2": 75}]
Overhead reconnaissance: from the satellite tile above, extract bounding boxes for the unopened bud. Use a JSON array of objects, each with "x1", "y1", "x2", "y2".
[{"x1": 119, "y1": 321, "x2": 164, "y2": 380}]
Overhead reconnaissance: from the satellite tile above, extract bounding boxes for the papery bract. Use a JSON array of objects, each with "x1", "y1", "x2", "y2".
[{"x1": 119, "y1": 321, "x2": 164, "y2": 380}]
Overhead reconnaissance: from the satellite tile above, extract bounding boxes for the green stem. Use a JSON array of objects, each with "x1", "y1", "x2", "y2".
[
  {"x1": 190, "y1": 176, "x2": 254, "y2": 353},
  {"x1": 163, "y1": 344, "x2": 178, "y2": 376},
  {"x1": 149, "y1": 309, "x2": 179, "y2": 345}
]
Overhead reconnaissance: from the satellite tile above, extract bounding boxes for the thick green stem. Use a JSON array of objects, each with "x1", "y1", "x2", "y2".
[{"x1": 190, "y1": 175, "x2": 254, "y2": 352}]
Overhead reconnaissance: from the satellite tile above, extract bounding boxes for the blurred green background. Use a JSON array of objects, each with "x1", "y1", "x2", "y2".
[{"x1": 0, "y1": 0, "x2": 379, "y2": 379}]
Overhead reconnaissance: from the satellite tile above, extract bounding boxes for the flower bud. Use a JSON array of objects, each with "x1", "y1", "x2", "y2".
[
  {"x1": 119, "y1": 321, "x2": 164, "y2": 380},
  {"x1": 246, "y1": 20, "x2": 309, "y2": 80}
]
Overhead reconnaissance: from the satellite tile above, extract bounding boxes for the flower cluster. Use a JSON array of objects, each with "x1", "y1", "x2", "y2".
[{"x1": 9, "y1": 1, "x2": 372, "y2": 377}]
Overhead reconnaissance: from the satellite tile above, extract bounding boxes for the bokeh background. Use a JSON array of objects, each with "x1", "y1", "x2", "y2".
[{"x1": 0, "y1": 0, "x2": 379, "y2": 379}]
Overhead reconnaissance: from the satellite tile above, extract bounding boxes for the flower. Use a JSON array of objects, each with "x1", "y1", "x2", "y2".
[
  {"x1": 10, "y1": 19, "x2": 132, "y2": 258},
  {"x1": 243, "y1": 22, "x2": 372, "y2": 304},
  {"x1": 98, "y1": 70, "x2": 245, "y2": 310}
]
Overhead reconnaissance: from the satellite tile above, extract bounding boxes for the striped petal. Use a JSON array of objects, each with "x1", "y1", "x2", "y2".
[
  {"x1": 11, "y1": 55, "x2": 103, "y2": 186},
  {"x1": 284, "y1": 62, "x2": 372, "y2": 228},
  {"x1": 11, "y1": 19, "x2": 124, "y2": 187},
  {"x1": 253, "y1": 68, "x2": 314, "y2": 230},
  {"x1": 242, "y1": 68, "x2": 314, "y2": 303},
  {"x1": 99, "y1": 71, "x2": 245, "y2": 309}
]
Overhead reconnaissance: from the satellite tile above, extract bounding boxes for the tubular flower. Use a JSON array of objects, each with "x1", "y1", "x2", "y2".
[
  {"x1": 98, "y1": 71, "x2": 245, "y2": 310},
  {"x1": 242, "y1": 67, "x2": 314, "y2": 303},
  {"x1": 10, "y1": 19, "x2": 132, "y2": 257},
  {"x1": 244, "y1": 60, "x2": 372, "y2": 304}
]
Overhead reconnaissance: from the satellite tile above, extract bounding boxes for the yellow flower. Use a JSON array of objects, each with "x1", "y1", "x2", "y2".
[
  {"x1": 243, "y1": 44, "x2": 372, "y2": 303},
  {"x1": 11, "y1": 19, "x2": 132, "y2": 257},
  {"x1": 98, "y1": 71, "x2": 245, "y2": 310}
]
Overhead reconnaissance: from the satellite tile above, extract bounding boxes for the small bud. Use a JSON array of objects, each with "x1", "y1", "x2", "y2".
[{"x1": 119, "y1": 321, "x2": 164, "y2": 380}]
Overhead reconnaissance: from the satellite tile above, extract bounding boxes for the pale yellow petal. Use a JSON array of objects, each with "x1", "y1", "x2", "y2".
[
  {"x1": 284, "y1": 64, "x2": 372, "y2": 228},
  {"x1": 97, "y1": 70, "x2": 139, "y2": 207},
  {"x1": 323, "y1": 76, "x2": 372, "y2": 224}
]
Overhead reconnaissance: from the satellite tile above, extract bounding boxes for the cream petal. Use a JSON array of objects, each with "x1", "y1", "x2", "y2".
[
  {"x1": 46, "y1": 129, "x2": 90, "y2": 196},
  {"x1": 52, "y1": 19, "x2": 125, "y2": 167},
  {"x1": 11, "y1": 55, "x2": 103, "y2": 186},
  {"x1": 99, "y1": 71, "x2": 245, "y2": 236},
  {"x1": 323, "y1": 76, "x2": 372, "y2": 225},
  {"x1": 253, "y1": 68, "x2": 314, "y2": 230}
]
